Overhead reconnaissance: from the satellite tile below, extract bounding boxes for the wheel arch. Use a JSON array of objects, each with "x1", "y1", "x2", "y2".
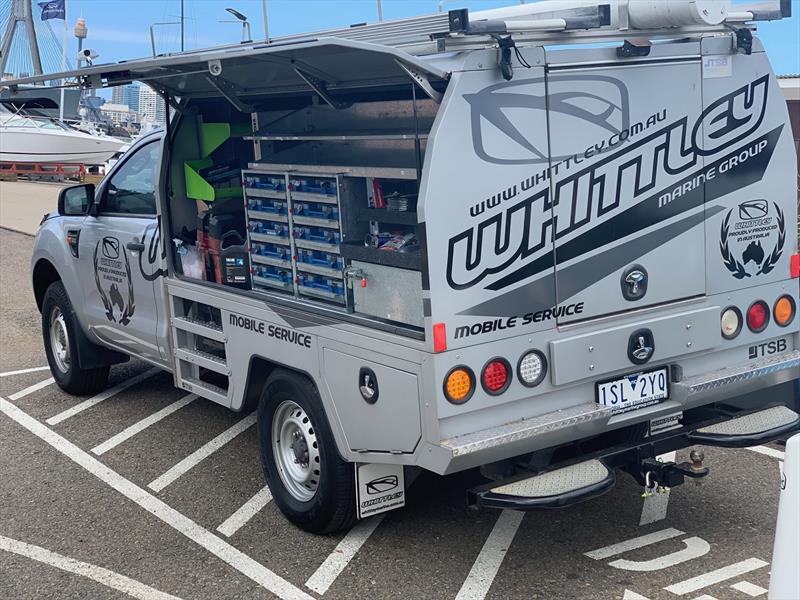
[{"x1": 32, "y1": 258, "x2": 61, "y2": 313}]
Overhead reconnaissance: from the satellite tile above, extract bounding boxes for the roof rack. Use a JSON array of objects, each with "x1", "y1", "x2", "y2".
[{"x1": 264, "y1": 0, "x2": 790, "y2": 55}]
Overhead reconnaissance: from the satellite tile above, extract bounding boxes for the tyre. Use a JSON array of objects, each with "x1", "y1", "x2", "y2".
[
  {"x1": 257, "y1": 370, "x2": 356, "y2": 534},
  {"x1": 41, "y1": 281, "x2": 109, "y2": 395}
]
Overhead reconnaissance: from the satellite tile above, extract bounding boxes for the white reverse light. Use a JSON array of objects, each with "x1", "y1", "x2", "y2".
[
  {"x1": 518, "y1": 350, "x2": 547, "y2": 387},
  {"x1": 721, "y1": 306, "x2": 742, "y2": 340}
]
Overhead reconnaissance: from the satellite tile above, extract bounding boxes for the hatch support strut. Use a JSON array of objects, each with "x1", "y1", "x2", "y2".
[
  {"x1": 205, "y1": 72, "x2": 255, "y2": 113},
  {"x1": 395, "y1": 60, "x2": 443, "y2": 103},
  {"x1": 293, "y1": 68, "x2": 351, "y2": 110}
]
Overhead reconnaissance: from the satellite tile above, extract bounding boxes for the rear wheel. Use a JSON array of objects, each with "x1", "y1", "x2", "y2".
[
  {"x1": 257, "y1": 370, "x2": 356, "y2": 534},
  {"x1": 41, "y1": 281, "x2": 109, "y2": 395}
]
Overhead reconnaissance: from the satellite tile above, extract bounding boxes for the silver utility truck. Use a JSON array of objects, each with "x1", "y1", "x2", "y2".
[{"x1": 12, "y1": 0, "x2": 800, "y2": 533}]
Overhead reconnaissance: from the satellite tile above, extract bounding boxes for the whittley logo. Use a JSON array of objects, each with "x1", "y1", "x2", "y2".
[
  {"x1": 447, "y1": 76, "x2": 774, "y2": 292},
  {"x1": 94, "y1": 236, "x2": 135, "y2": 325},
  {"x1": 466, "y1": 74, "x2": 631, "y2": 165},
  {"x1": 720, "y1": 199, "x2": 785, "y2": 278}
]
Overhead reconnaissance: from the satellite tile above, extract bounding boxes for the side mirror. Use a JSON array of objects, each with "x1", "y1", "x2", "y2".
[{"x1": 58, "y1": 184, "x2": 96, "y2": 216}]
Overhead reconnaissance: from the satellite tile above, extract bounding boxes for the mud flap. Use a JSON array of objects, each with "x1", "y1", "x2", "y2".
[{"x1": 355, "y1": 463, "x2": 405, "y2": 519}]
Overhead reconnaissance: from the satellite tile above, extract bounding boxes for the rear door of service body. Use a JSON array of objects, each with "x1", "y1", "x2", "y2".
[{"x1": 543, "y1": 50, "x2": 707, "y2": 325}]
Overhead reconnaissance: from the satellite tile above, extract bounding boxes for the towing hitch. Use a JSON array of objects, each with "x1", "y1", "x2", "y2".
[{"x1": 634, "y1": 450, "x2": 710, "y2": 489}]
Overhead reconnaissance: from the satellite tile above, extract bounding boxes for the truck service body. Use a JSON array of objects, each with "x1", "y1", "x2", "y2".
[{"x1": 13, "y1": 0, "x2": 800, "y2": 532}]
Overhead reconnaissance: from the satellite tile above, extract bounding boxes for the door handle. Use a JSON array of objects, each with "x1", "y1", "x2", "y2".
[{"x1": 127, "y1": 241, "x2": 145, "y2": 252}]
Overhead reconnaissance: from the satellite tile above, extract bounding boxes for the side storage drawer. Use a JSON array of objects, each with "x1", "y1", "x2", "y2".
[
  {"x1": 351, "y1": 260, "x2": 423, "y2": 328},
  {"x1": 322, "y1": 348, "x2": 421, "y2": 453}
]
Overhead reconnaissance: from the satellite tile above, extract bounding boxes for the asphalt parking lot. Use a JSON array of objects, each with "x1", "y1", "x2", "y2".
[{"x1": 0, "y1": 227, "x2": 790, "y2": 600}]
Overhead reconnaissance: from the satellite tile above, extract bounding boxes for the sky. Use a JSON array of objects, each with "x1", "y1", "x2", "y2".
[{"x1": 10, "y1": 0, "x2": 800, "y2": 75}]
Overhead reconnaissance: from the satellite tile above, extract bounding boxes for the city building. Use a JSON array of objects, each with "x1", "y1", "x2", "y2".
[
  {"x1": 100, "y1": 102, "x2": 139, "y2": 131},
  {"x1": 111, "y1": 83, "x2": 140, "y2": 114},
  {"x1": 138, "y1": 85, "x2": 167, "y2": 125}
]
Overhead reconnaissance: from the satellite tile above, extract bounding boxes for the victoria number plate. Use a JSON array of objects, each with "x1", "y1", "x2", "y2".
[{"x1": 596, "y1": 367, "x2": 669, "y2": 413}]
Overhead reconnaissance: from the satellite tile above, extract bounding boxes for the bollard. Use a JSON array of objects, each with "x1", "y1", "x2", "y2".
[{"x1": 769, "y1": 433, "x2": 800, "y2": 600}]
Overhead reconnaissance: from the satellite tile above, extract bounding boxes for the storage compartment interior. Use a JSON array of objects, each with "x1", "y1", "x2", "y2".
[{"x1": 166, "y1": 86, "x2": 434, "y2": 330}]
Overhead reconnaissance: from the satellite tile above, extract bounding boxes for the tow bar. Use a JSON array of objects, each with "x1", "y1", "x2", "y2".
[{"x1": 633, "y1": 449, "x2": 710, "y2": 489}]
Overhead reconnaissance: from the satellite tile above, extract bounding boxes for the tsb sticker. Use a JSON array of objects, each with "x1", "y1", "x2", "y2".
[
  {"x1": 749, "y1": 338, "x2": 788, "y2": 359},
  {"x1": 720, "y1": 199, "x2": 785, "y2": 279},
  {"x1": 356, "y1": 463, "x2": 405, "y2": 519}
]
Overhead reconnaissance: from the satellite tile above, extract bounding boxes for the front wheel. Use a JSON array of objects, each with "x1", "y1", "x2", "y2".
[
  {"x1": 257, "y1": 370, "x2": 356, "y2": 534},
  {"x1": 41, "y1": 281, "x2": 109, "y2": 395}
]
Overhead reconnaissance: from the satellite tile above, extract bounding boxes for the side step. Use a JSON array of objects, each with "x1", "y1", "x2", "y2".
[
  {"x1": 468, "y1": 459, "x2": 615, "y2": 510},
  {"x1": 688, "y1": 405, "x2": 800, "y2": 447}
]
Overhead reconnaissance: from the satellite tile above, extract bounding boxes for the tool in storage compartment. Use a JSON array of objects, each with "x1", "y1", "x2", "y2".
[
  {"x1": 252, "y1": 264, "x2": 293, "y2": 291},
  {"x1": 251, "y1": 241, "x2": 292, "y2": 268},
  {"x1": 297, "y1": 273, "x2": 345, "y2": 303},
  {"x1": 219, "y1": 232, "x2": 251, "y2": 289},
  {"x1": 293, "y1": 225, "x2": 341, "y2": 250},
  {"x1": 197, "y1": 198, "x2": 247, "y2": 285},
  {"x1": 245, "y1": 174, "x2": 286, "y2": 192},
  {"x1": 296, "y1": 249, "x2": 344, "y2": 278},
  {"x1": 290, "y1": 177, "x2": 337, "y2": 202},
  {"x1": 250, "y1": 220, "x2": 291, "y2": 242},
  {"x1": 248, "y1": 197, "x2": 288, "y2": 215}
]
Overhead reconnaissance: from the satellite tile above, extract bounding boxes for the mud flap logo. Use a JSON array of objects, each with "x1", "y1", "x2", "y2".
[
  {"x1": 356, "y1": 463, "x2": 404, "y2": 519},
  {"x1": 720, "y1": 200, "x2": 785, "y2": 279},
  {"x1": 94, "y1": 236, "x2": 135, "y2": 325}
]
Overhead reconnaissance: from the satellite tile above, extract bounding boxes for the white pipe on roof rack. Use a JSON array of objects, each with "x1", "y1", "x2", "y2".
[{"x1": 505, "y1": 19, "x2": 568, "y2": 33}]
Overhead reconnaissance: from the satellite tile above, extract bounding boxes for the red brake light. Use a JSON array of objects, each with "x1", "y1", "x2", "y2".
[
  {"x1": 791, "y1": 254, "x2": 800, "y2": 279},
  {"x1": 746, "y1": 301, "x2": 769, "y2": 333},
  {"x1": 481, "y1": 358, "x2": 511, "y2": 395}
]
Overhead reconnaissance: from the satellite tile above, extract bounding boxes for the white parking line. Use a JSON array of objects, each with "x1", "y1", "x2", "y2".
[
  {"x1": 46, "y1": 368, "x2": 161, "y2": 426},
  {"x1": 585, "y1": 528, "x2": 684, "y2": 560},
  {"x1": 664, "y1": 558, "x2": 769, "y2": 595},
  {"x1": 217, "y1": 486, "x2": 273, "y2": 538},
  {"x1": 0, "y1": 396, "x2": 315, "y2": 600},
  {"x1": 0, "y1": 535, "x2": 183, "y2": 600},
  {"x1": 305, "y1": 515, "x2": 384, "y2": 595},
  {"x1": 747, "y1": 445, "x2": 786, "y2": 461},
  {"x1": 730, "y1": 581, "x2": 768, "y2": 597},
  {"x1": 0, "y1": 365, "x2": 50, "y2": 377},
  {"x1": 8, "y1": 377, "x2": 55, "y2": 401},
  {"x1": 91, "y1": 394, "x2": 198, "y2": 456},
  {"x1": 148, "y1": 414, "x2": 257, "y2": 492},
  {"x1": 454, "y1": 510, "x2": 524, "y2": 600}
]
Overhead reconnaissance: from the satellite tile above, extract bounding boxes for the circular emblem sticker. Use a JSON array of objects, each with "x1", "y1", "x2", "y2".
[{"x1": 719, "y1": 200, "x2": 785, "y2": 279}]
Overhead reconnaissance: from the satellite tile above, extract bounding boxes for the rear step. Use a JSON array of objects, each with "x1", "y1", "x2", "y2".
[
  {"x1": 468, "y1": 459, "x2": 615, "y2": 510},
  {"x1": 688, "y1": 405, "x2": 800, "y2": 447}
]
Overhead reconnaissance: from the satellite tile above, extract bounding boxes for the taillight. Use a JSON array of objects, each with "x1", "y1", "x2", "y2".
[
  {"x1": 481, "y1": 358, "x2": 511, "y2": 395},
  {"x1": 444, "y1": 366, "x2": 475, "y2": 404},
  {"x1": 720, "y1": 306, "x2": 743, "y2": 340},
  {"x1": 746, "y1": 300, "x2": 770, "y2": 333},
  {"x1": 774, "y1": 295, "x2": 796, "y2": 327},
  {"x1": 517, "y1": 350, "x2": 547, "y2": 387}
]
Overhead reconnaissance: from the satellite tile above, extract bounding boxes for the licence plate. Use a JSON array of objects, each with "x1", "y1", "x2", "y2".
[{"x1": 596, "y1": 367, "x2": 669, "y2": 413}]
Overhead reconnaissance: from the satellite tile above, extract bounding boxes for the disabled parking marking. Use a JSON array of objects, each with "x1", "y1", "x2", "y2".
[
  {"x1": 0, "y1": 396, "x2": 316, "y2": 600},
  {"x1": 217, "y1": 485, "x2": 273, "y2": 538},
  {"x1": 147, "y1": 413, "x2": 257, "y2": 493},
  {"x1": 454, "y1": 509, "x2": 524, "y2": 600},
  {"x1": 0, "y1": 366, "x2": 50, "y2": 377},
  {"x1": 46, "y1": 368, "x2": 161, "y2": 426},
  {"x1": 0, "y1": 534, "x2": 183, "y2": 600},
  {"x1": 585, "y1": 528, "x2": 684, "y2": 560},
  {"x1": 305, "y1": 514, "x2": 384, "y2": 595},
  {"x1": 8, "y1": 377, "x2": 55, "y2": 401},
  {"x1": 608, "y1": 537, "x2": 710, "y2": 572},
  {"x1": 92, "y1": 394, "x2": 198, "y2": 456},
  {"x1": 663, "y1": 558, "x2": 769, "y2": 595}
]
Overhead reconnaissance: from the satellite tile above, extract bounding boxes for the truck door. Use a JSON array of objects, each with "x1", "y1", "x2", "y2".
[
  {"x1": 546, "y1": 54, "x2": 706, "y2": 324},
  {"x1": 77, "y1": 139, "x2": 165, "y2": 364}
]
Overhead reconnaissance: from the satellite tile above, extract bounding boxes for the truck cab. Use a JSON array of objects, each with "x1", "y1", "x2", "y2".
[{"x1": 21, "y1": 0, "x2": 800, "y2": 534}]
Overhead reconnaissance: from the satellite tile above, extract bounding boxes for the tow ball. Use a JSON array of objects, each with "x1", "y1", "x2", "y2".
[{"x1": 632, "y1": 449, "x2": 710, "y2": 490}]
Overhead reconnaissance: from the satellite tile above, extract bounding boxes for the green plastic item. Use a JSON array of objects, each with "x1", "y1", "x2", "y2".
[{"x1": 184, "y1": 121, "x2": 249, "y2": 202}]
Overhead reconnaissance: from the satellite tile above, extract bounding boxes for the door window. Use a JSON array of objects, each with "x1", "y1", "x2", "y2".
[{"x1": 102, "y1": 141, "x2": 161, "y2": 215}]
